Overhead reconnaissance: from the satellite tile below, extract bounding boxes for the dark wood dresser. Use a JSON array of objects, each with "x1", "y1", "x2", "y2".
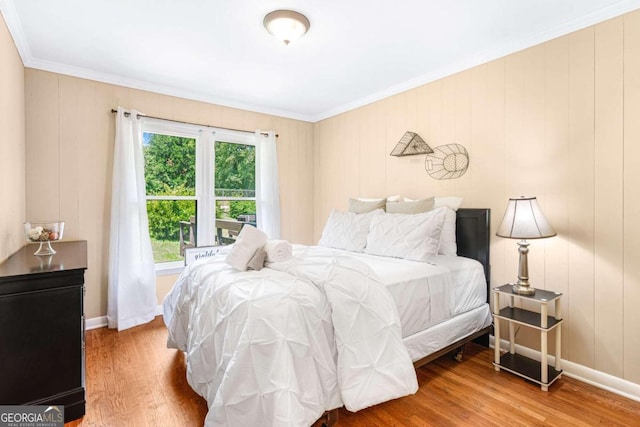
[{"x1": 0, "y1": 240, "x2": 87, "y2": 422}]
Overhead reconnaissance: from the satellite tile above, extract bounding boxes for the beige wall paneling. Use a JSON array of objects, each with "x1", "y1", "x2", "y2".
[
  {"x1": 26, "y1": 71, "x2": 59, "y2": 221},
  {"x1": 358, "y1": 101, "x2": 387, "y2": 201},
  {"x1": 502, "y1": 50, "x2": 526, "y2": 296},
  {"x1": 95, "y1": 82, "x2": 116, "y2": 318},
  {"x1": 449, "y1": 68, "x2": 473, "y2": 199},
  {"x1": 58, "y1": 76, "x2": 81, "y2": 242},
  {"x1": 544, "y1": 36, "x2": 571, "y2": 355},
  {"x1": 313, "y1": 123, "x2": 323, "y2": 239},
  {"x1": 567, "y1": 27, "x2": 596, "y2": 368},
  {"x1": 337, "y1": 110, "x2": 360, "y2": 209},
  {"x1": 0, "y1": 13, "x2": 25, "y2": 261},
  {"x1": 623, "y1": 9, "x2": 640, "y2": 384},
  {"x1": 399, "y1": 88, "x2": 423, "y2": 198},
  {"x1": 504, "y1": 45, "x2": 549, "y2": 349},
  {"x1": 385, "y1": 93, "x2": 408, "y2": 197},
  {"x1": 313, "y1": 118, "x2": 330, "y2": 238},
  {"x1": 425, "y1": 80, "x2": 443, "y2": 201},
  {"x1": 76, "y1": 79, "x2": 105, "y2": 323},
  {"x1": 289, "y1": 121, "x2": 314, "y2": 244},
  {"x1": 594, "y1": 17, "x2": 624, "y2": 378},
  {"x1": 435, "y1": 76, "x2": 457, "y2": 198},
  {"x1": 274, "y1": 117, "x2": 292, "y2": 241},
  {"x1": 484, "y1": 59, "x2": 507, "y2": 289}
]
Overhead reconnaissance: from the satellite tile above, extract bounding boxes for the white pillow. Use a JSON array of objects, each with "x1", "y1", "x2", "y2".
[
  {"x1": 435, "y1": 196, "x2": 463, "y2": 211},
  {"x1": 365, "y1": 207, "x2": 448, "y2": 262},
  {"x1": 439, "y1": 207, "x2": 458, "y2": 256},
  {"x1": 405, "y1": 196, "x2": 463, "y2": 256},
  {"x1": 318, "y1": 209, "x2": 383, "y2": 252},
  {"x1": 435, "y1": 197, "x2": 463, "y2": 256}
]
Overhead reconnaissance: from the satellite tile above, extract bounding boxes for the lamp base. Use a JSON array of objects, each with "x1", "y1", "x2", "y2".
[{"x1": 512, "y1": 283, "x2": 536, "y2": 296}]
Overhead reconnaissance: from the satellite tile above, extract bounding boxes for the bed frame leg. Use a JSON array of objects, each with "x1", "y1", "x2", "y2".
[{"x1": 312, "y1": 409, "x2": 338, "y2": 427}]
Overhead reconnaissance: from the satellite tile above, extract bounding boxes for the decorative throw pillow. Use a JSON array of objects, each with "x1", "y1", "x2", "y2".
[
  {"x1": 318, "y1": 208, "x2": 383, "y2": 252},
  {"x1": 365, "y1": 207, "x2": 447, "y2": 262},
  {"x1": 247, "y1": 247, "x2": 266, "y2": 271},
  {"x1": 348, "y1": 198, "x2": 386, "y2": 213},
  {"x1": 386, "y1": 197, "x2": 435, "y2": 214}
]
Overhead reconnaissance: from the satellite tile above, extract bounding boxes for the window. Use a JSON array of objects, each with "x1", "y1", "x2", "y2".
[{"x1": 142, "y1": 119, "x2": 257, "y2": 266}]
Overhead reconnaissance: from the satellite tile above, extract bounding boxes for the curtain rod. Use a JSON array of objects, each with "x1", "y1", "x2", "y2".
[{"x1": 110, "y1": 109, "x2": 277, "y2": 138}]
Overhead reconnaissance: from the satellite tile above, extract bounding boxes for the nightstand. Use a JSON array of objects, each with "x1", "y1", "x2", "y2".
[{"x1": 492, "y1": 284, "x2": 563, "y2": 391}]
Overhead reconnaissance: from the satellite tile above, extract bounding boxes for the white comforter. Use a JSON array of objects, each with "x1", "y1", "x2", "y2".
[{"x1": 163, "y1": 246, "x2": 418, "y2": 427}]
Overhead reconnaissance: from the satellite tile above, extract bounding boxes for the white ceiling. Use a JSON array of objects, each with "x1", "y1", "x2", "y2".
[{"x1": 2, "y1": 0, "x2": 640, "y2": 122}]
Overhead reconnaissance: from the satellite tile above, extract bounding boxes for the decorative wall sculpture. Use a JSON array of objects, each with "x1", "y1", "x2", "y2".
[
  {"x1": 425, "y1": 143, "x2": 469, "y2": 180},
  {"x1": 390, "y1": 131, "x2": 434, "y2": 156}
]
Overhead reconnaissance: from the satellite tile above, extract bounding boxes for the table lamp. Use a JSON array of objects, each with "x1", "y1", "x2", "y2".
[{"x1": 496, "y1": 196, "x2": 556, "y2": 295}]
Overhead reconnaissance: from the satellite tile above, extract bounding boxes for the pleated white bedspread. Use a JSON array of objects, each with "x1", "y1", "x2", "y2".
[{"x1": 323, "y1": 248, "x2": 488, "y2": 338}]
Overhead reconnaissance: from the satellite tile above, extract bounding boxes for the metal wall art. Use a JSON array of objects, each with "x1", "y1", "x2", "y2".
[
  {"x1": 390, "y1": 131, "x2": 434, "y2": 156},
  {"x1": 425, "y1": 143, "x2": 469, "y2": 180}
]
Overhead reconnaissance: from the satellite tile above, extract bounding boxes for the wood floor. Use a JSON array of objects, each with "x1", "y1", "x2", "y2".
[{"x1": 66, "y1": 316, "x2": 640, "y2": 426}]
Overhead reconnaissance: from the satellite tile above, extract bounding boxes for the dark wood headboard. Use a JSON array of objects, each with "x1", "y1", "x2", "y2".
[{"x1": 456, "y1": 208, "x2": 491, "y2": 302}]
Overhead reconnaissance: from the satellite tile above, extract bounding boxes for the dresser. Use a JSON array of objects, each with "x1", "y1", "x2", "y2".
[{"x1": 0, "y1": 240, "x2": 87, "y2": 422}]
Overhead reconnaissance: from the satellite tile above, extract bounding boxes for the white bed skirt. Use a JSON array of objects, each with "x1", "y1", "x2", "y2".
[{"x1": 403, "y1": 304, "x2": 493, "y2": 362}]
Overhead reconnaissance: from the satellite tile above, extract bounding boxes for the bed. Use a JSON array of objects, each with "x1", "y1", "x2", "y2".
[{"x1": 163, "y1": 208, "x2": 492, "y2": 427}]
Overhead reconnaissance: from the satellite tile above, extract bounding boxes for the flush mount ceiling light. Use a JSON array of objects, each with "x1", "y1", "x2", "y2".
[{"x1": 263, "y1": 10, "x2": 310, "y2": 45}]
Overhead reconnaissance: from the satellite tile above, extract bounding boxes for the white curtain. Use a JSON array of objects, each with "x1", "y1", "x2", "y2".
[
  {"x1": 108, "y1": 107, "x2": 157, "y2": 331},
  {"x1": 255, "y1": 130, "x2": 281, "y2": 239}
]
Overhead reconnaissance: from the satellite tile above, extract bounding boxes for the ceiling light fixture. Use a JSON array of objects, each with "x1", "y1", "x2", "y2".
[{"x1": 263, "y1": 10, "x2": 310, "y2": 45}]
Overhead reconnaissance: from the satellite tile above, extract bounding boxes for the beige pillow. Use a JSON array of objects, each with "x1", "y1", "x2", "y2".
[
  {"x1": 386, "y1": 197, "x2": 435, "y2": 214},
  {"x1": 348, "y1": 198, "x2": 386, "y2": 213},
  {"x1": 247, "y1": 247, "x2": 266, "y2": 271}
]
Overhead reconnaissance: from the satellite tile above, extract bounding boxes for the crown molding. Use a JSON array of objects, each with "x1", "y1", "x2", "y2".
[{"x1": 27, "y1": 56, "x2": 313, "y2": 122}]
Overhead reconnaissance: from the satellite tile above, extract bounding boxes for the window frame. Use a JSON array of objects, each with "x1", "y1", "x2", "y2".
[{"x1": 142, "y1": 118, "x2": 257, "y2": 271}]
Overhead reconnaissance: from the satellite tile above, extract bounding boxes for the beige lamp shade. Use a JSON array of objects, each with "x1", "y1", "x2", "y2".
[{"x1": 497, "y1": 196, "x2": 556, "y2": 239}]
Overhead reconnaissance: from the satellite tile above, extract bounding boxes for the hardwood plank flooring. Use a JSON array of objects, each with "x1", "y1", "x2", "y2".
[{"x1": 67, "y1": 316, "x2": 640, "y2": 426}]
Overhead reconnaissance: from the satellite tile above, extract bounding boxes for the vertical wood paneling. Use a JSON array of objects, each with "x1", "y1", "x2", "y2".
[
  {"x1": 594, "y1": 17, "x2": 624, "y2": 377},
  {"x1": 338, "y1": 110, "x2": 360, "y2": 203},
  {"x1": 26, "y1": 72, "x2": 59, "y2": 221},
  {"x1": 451, "y1": 69, "x2": 472, "y2": 198},
  {"x1": 623, "y1": 9, "x2": 640, "y2": 384},
  {"x1": 385, "y1": 93, "x2": 407, "y2": 196},
  {"x1": 503, "y1": 51, "x2": 526, "y2": 294},
  {"x1": 485, "y1": 59, "x2": 507, "y2": 289},
  {"x1": 567, "y1": 27, "x2": 596, "y2": 367},
  {"x1": 58, "y1": 76, "x2": 80, "y2": 241},
  {"x1": 544, "y1": 36, "x2": 570, "y2": 354},
  {"x1": 358, "y1": 103, "x2": 386, "y2": 198},
  {"x1": 0, "y1": 13, "x2": 25, "y2": 261}
]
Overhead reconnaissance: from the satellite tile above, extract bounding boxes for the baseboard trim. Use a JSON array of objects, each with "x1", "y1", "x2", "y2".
[
  {"x1": 85, "y1": 305, "x2": 163, "y2": 331},
  {"x1": 490, "y1": 336, "x2": 640, "y2": 403}
]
